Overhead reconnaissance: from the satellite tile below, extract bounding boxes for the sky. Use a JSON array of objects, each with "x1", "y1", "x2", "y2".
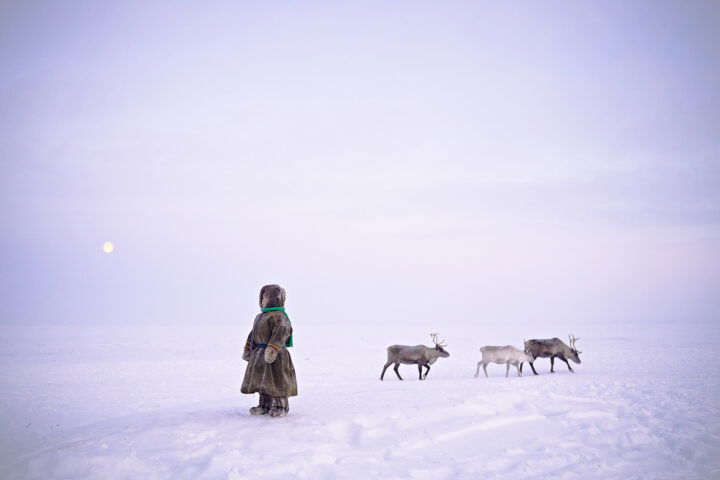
[{"x1": 1, "y1": 1, "x2": 719, "y2": 327}]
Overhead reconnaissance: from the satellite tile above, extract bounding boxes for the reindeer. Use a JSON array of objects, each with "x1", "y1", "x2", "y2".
[
  {"x1": 475, "y1": 345, "x2": 534, "y2": 378},
  {"x1": 522, "y1": 334, "x2": 582, "y2": 375},
  {"x1": 380, "y1": 333, "x2": 450, "y2": 381}
]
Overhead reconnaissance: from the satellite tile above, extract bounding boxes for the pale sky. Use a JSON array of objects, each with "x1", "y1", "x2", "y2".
[{"x1": 1, "y1": 1, "x2": 719, "y2": 326}]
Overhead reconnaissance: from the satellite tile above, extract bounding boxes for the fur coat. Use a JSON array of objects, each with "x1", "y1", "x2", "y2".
[{"x1": 241, "y1": 310, "x2": 297, "y2": 397}]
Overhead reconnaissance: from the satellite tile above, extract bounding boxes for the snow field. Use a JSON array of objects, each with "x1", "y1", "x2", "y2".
[{"x1": 1, "y1": 320, "x2": 719, "y2": 479}]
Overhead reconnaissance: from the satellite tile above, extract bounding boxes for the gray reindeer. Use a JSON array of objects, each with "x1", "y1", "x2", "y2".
[
  {"x1": 522, "y1": 334, "x2": 582, "y2": 375},
  {"x1": 380, "y1": 333, "x2": 450, "y2": 381}
]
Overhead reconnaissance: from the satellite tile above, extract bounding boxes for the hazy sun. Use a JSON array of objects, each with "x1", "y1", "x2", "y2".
[{"x1": 102, "y1": 241, "x2": 115, "y2": 254}]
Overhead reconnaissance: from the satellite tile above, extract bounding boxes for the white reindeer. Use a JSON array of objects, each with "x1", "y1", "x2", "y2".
[{"x1": 475, "y1": 345, "x2": 534, "y2": 378}]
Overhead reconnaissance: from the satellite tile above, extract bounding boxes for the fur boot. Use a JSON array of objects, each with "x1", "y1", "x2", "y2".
[
  {"x1": 249, "y1": 393, "x2": 272, "y2": 415},
  {"x1": 268, "y1": 396, "x2": 289, "y2": 418}
]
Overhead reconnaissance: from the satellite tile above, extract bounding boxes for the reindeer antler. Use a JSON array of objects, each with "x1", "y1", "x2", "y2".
[
  {"x1": 430, "y1": 332, "x2": 447, "y2": 347},
  {"x1": 569, "y1": 334, "x2": 582, "y2": 354}
]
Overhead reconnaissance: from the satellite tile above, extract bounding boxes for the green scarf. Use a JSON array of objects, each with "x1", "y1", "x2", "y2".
[{"x1": 261, "y1": 306, "x2": 293, "y2": 347}]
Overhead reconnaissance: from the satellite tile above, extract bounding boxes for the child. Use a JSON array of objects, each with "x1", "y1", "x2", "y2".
[{"x1": 241, "y1": 284, "x2": 297, "y2": 417}]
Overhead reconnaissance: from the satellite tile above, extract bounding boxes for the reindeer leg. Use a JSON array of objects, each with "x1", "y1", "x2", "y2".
[
  {"x1": 482, "y1": 363, "x2": 488, "y2": 377},
  {"x1": 475, "y1": 361, "x2": 482, "y2": 378},
  {"x1": 519, "y1": 362, "x2": 523, "y2": 374},
  {"x1": 529, "y1": 362, "x2": 538, "y2": 375},
  {"x1": 418, "y1": 364, "x2": 423, "y2": 380},
  {"x1": 550, "y1": 357, "x2": 555, "y2": 373},
  {"x1": 380, "y1": 362, "x2": 392, "y2": 380},
  {"x1": 505, "y1": 362, "x2": 510, "y2": 378},
  {"x1": 424, "y1": 364, "x2": 431, "y2": 379},
  {"x1": 393, "y1": 363, "x2": 403, "y2": 380},
  {"x1": 561, "y1": 357, "x2": 574, "y2": 373},
  {"x1": 516, "y1": 362, "x2": 522, "y2": 377}
]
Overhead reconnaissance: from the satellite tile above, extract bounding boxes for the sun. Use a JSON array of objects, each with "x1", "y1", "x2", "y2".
[{"x1": 102, "y1": 241, "x2": 115, "y2": 254}]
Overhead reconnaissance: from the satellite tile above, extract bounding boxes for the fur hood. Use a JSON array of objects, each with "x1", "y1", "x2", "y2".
[{"x1": 259, "y1": 284, "x2": 286, "y2": 308}]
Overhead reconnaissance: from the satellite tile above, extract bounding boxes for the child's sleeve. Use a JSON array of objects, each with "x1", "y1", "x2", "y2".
[
  {"x1": 242, "y1": 333, "x2": 252, "y2": 361},
  {"x1": 264, "y1": 315, "x2": 292, "y2": 363}
]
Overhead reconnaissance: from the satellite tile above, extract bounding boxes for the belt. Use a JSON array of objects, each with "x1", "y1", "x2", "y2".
[{"x1": 252, "y1": 342, "x2": 285, "y2": 351}]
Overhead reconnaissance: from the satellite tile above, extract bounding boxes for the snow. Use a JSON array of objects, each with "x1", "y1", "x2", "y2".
[{"x1": 1, "y1": 320, "x2": 719, "y2": 479}]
